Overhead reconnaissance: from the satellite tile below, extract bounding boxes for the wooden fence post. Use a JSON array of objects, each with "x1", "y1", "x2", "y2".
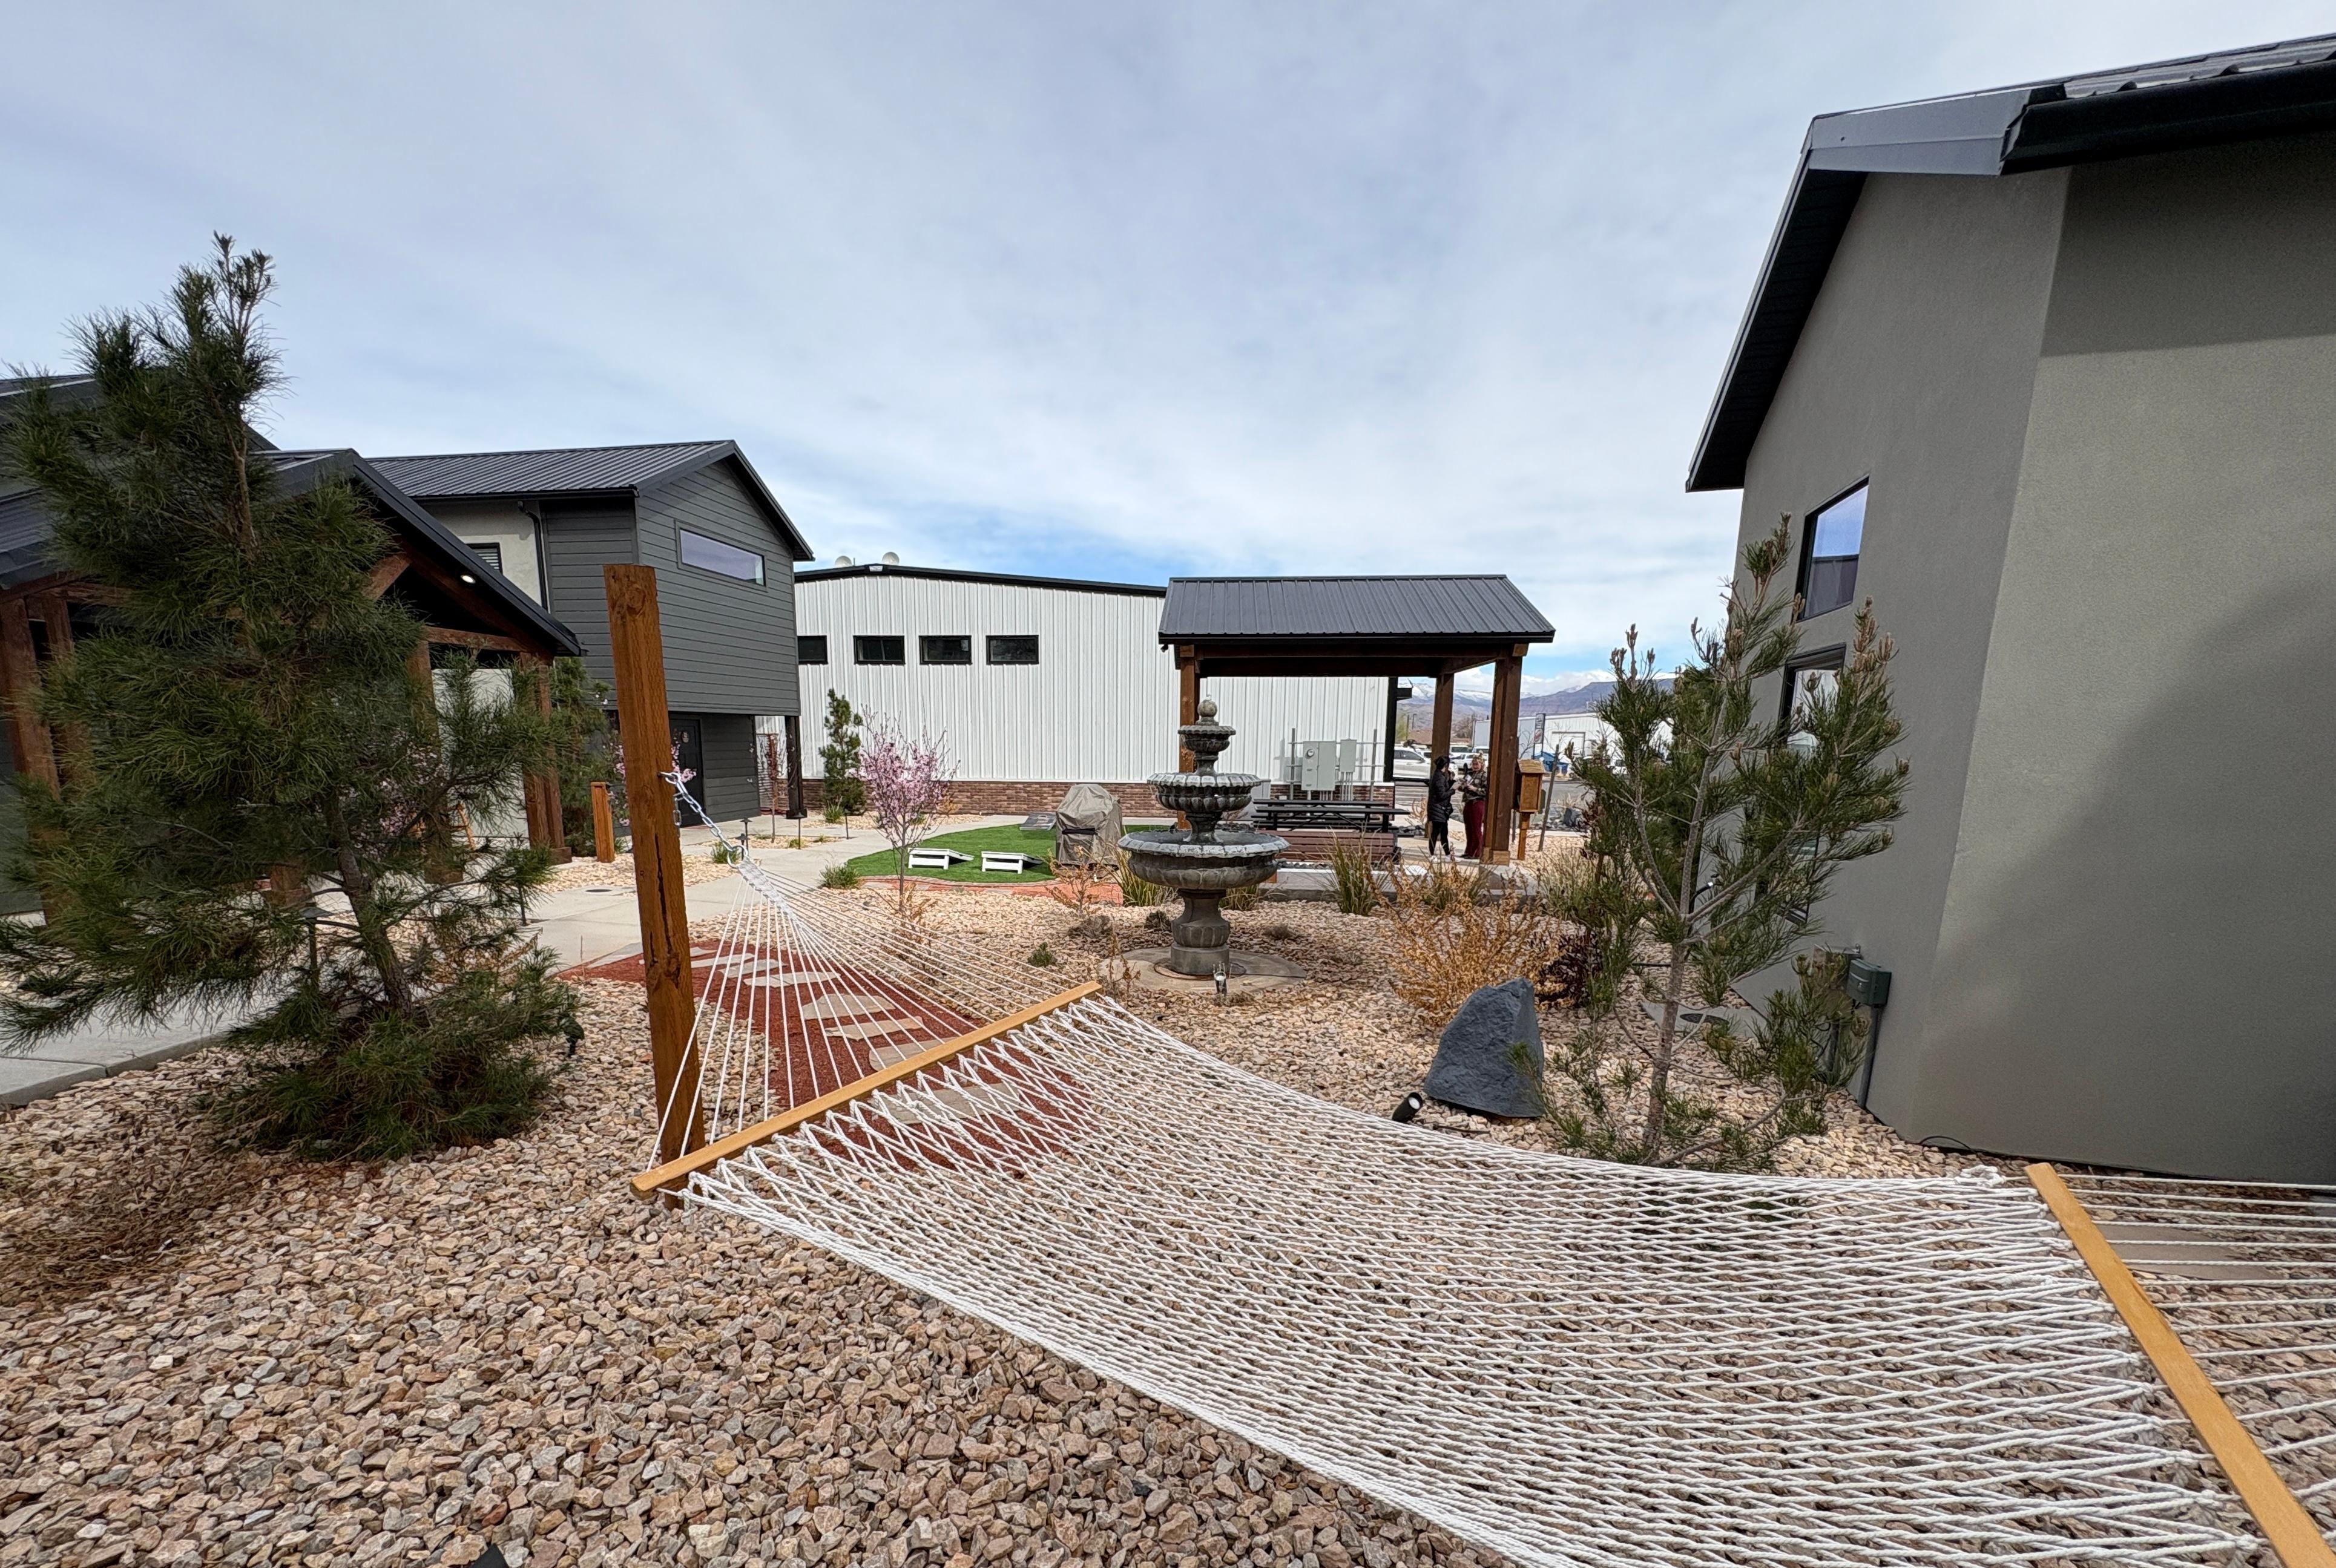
[
  {"x1": 604, "y1": 564, "x2": 702, "y2": 1169},
  {"x1": 591, "y1": 780, "x2": 616, "y2": 863}
]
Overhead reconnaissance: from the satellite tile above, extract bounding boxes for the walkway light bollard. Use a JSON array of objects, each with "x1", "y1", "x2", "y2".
[{"x1": 591, "y1": 780, "x2": 616, "y2": 863}]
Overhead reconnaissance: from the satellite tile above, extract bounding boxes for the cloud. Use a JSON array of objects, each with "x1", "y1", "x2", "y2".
[{"x1": 3, "y1": 1, "x2": 2321, "y2": 678}]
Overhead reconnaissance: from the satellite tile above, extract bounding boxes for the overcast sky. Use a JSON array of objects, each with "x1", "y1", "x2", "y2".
[{"x1": 4, "y1": 2, "x2": 2323, "y2": 686}]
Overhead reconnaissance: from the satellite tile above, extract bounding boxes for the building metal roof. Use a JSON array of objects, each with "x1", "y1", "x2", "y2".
[
  {"x1": 795, "y1": 562, "x2": 1165, "y2": 597},
  {"x1": 0, "y1": 450, "x2": 584, "y2": 656},
  {"x1": 1159, "y1": 576, "x2": 1553, "y2": 645},
  {"x1": 1689, "y1": 32, "x2": 2336, "y2": 493},
  {"x1": 371, "y1": 440, "x2": 815, "y2": 561}
]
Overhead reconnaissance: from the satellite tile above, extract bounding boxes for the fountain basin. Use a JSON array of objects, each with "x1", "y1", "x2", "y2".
[{"x1": 1119, "y1": 828, "x2": 1288, "y2": 892}]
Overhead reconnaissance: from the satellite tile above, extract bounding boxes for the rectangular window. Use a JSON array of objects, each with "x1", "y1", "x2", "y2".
[
  {"x1": 986, "y1": 634, "x2": 1039, "y2": 666},
  {"x1": 1779, "y1": 650, "x2": 1844, "y2": 734},
  {"x1": 1777, "y1": 649, "x2": 1844, "y2": 924},
  {"x1": 1797, "y1": 482, "x2": 1866, "y2": 620},
  {"x1": 920, "y1": 634, "x2": 972, "y2": 665},
  {"x1": 854, "y1": 635, "x2": 905, "y2": 666},
  {"x1": 462, "y1": 540, "x2": 504, "y2": 576},
  {"x1": 679, "y1": 526, "x2": 766, "y2": 585},
  {"x1": 798, "y1": 635, "x2": 828, "y2": 666}
]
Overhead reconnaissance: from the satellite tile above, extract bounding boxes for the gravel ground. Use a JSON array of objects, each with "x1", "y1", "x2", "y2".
[{"x1": 0, "y1": 885, "x2": 1982, "y2": 1568}]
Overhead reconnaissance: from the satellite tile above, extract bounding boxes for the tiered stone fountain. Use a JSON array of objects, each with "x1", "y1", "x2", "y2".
[{"x1": 1119, "y1": 700, "x2": 1287, "y2": 977}]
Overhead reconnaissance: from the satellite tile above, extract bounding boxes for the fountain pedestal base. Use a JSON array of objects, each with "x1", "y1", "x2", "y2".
[{"x1": 1166, "y1": 891, "x2": 1235, "y2": 976}]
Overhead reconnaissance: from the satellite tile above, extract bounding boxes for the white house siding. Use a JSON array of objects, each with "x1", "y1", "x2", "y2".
[{"x1": 788, "y1": 572, "x2": 1385, "y2": 786}]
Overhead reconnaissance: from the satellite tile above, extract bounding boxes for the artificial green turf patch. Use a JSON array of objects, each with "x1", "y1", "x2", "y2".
[{"x1": 841, "y1": 825, "x2": 1059, "y2": 884}]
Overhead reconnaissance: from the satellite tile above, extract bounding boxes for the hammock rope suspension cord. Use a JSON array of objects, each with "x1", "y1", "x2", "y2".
[{"x1": 640, "y1": 804, "x2": 2332, "y2": 1567}]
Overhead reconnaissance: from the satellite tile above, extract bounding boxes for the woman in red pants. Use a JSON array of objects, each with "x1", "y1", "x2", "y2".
[{"x1": 1459, "y1": 753, "x2": 1488, "y2": 860}]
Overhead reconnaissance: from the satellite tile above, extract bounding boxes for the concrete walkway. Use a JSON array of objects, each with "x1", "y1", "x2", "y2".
[
  {"x1": 0, "y1": 815, "x2": 1037, "y2": 1109},
  {"x1": 0, "y1": 1002, "x2": 242, "y2": 1108},
  {"x1": 519, "y1": 815, "x2": 1031, "y2": 969}
]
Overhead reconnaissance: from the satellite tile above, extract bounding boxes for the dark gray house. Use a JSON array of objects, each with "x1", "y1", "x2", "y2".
[
  {"x1": 373, "y1": 442, "x2": 815, "y2": 822},
  {"x1": 1694, "y1": 36, "x2": 2336, "y2": 1181}
]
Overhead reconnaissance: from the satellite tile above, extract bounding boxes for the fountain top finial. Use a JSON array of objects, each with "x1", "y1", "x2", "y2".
[{"x1": 1197, "y1": 698, "x2": 1217, "y2": 720}]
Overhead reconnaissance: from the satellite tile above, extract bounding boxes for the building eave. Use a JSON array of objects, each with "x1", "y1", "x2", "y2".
[{"x1": 1687, "y1": 33, "x2": 2336, "y2": 494}]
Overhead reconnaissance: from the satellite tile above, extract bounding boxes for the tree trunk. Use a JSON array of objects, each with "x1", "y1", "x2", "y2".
[
  {"x1": 1641, "y1": 935, "x2": 1691, "y2": 1161},
  {"x1": 326, "y1": 793, "x2": 414, "y2": 1015}
]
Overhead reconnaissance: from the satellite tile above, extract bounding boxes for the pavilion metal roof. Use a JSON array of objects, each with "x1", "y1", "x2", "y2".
[{"x1": 1160, "y1": 576, "x2": 1551, "y2": 645}]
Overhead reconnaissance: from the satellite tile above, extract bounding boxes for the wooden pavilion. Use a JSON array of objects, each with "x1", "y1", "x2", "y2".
[{"x1": 1157, "y1": 576, "x2": 1555, "y2": 863}]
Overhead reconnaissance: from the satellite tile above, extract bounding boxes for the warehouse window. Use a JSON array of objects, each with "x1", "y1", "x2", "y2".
[
  {"x1": 854, "y1": 635, "x2": 905, "y2": 666},
  {"x1": 798, "y1": 635, "x2": 827, "y2": 665},
  {"x1": 1797, "y1": 482, "x2": 1865, "y2": 620},
  {"x1": 921, "y1": 634, "x2": 972, "y2": 665},
  {"x1": 986, "y1": 634, "x2": 1040, "y2": 666},
  {"x1": 679, "y1": 526, "x2": 766, "y2": 586}
]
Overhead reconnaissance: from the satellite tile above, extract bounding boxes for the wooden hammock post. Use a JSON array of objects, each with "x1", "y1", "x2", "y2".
[
  {"x1": 591, "y1": 780, "x2": 616, "y2": 862},
  {"x1": 605, "y1": 565, "x2": 703, "y2": 1170},
  {"x1": 2027, "y1": 1164, "x2": 2336, "y2": 1568}
]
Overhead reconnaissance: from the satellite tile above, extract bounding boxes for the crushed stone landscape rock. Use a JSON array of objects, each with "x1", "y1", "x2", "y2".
[{"x1": 0, "y1": 879, "x2": 1991, "y2": 1567}]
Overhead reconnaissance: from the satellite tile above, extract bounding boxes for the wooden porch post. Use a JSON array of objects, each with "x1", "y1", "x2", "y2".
[
  {"x1": 783, "y1": 713, "x2": 805, "y2": 820},
  {"x1": 0, "y1": 601, "x2": 58, "y2": 798},
  {"x1": 605, "y1": 564, "x2": 702, "y2": 1170},
  {"x1": 1483, "y1": 649, "x2": 1524, "y2": 865},
  {"x1": 1430, "y1": 671, "x2": 1455, "y2": 762},
  {"x1": 518, "y1": 658, "x2": 571, "y2": 862}
]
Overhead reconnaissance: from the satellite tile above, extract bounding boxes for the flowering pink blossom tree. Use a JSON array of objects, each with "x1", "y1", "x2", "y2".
[{"x1": 863, "y1": 723, "x2": 955, "y2": 904}]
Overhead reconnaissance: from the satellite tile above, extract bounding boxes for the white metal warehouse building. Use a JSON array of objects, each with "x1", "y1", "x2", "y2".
[{"x1": 787, "y1": 562, "x2": 1387, "y2": 813}]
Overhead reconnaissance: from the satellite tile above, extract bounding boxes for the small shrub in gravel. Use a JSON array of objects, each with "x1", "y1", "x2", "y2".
[
  {"x1": 1028, "y1": 942, "x2": 1058, "y2": 967},
  {"x1": 821, "y1": 862, "x2": 861, "y2": 888}
]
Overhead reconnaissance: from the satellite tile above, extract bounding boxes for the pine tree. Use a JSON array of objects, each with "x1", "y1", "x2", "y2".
[
  {"x1": 549, "y1": 655, "x2": 620, "y2": 852},
  {"x1": 0, "y1": 238, "x2": 574, "y2": 1159},
  {"x1": 820, "y1": 688, "x2": 866, "y2": 819},
  {"x1": 1545, "y1": 520, "x2": 1907, "y2": 1171}
]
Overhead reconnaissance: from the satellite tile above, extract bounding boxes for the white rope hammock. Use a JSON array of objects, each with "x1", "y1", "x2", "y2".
[{"x1": 636, "y1": 824, "x2": 2332, "y2": 1567}]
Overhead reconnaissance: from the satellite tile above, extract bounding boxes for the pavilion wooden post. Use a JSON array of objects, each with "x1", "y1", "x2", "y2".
[
  {"x1": 604, "y1": 563, "x2": 703, "y2": 1170},
  {"x1": 1176, "y1": 649, "x2": 1201, "y2": 770},
  {"x1": 1175, "y1": 648, "x2": 1201, "y2": 830},
  {"x1": 1430, "y1": 672, "x2": 1455, "y2": 762},
  {"x1": 1482, "y1": 649, "x2": 1524, "y2": 865},
  {"x1": 591, "y1": 781, "x2": 616, "y2": 862},
  {"x1": 783, "y1": 715, "x2": 806, "y2": 819}
]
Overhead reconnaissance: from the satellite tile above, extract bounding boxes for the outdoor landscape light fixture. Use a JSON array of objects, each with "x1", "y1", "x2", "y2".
[
  {"x1": 1214, "y1": 962, "x2": 1229, "y2": 1003},
  {"x1": 1392, "y1": 1091, "x2": 1424, "y2": 1123}
]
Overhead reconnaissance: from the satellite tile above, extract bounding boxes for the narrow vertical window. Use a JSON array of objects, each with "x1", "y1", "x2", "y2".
[{"x1": 1797, "y1": 482, "x2": 1866, "y2": 620}]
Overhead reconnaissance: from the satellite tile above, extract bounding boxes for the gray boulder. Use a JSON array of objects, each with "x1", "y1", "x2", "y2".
[{"x1": 1424, "y1": 979, "x2": 1544, "y2": 1119}]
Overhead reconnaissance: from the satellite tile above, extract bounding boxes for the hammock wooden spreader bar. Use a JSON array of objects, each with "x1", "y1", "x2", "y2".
[
  {"x1": 2027, "y1": 1162, "x2": 2336, "y2": 1568},
  {"x1": 630, "y1": 982, "x2": 1102, "y2": 1200}
]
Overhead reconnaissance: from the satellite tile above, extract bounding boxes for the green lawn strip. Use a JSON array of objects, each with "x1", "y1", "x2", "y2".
[{"x1": 841, "y1": 825, "x2": 1059, "y2": 884}]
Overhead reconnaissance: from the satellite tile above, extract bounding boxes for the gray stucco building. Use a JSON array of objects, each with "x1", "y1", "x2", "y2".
[
  {"x1": 374, "y1": 443, "x2": 814, "y2": 823},
  {"x1": 1692, "y1": 36, "x2": 2336, "y2": 1181}
]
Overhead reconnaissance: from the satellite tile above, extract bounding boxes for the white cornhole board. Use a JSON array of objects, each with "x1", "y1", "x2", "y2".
[
  {"x1": 981, "y1": 851, "x2": 1036, "y2": 874},
  {"x1": 908, "y1": 847, "x2": 969, "y2": 870}
]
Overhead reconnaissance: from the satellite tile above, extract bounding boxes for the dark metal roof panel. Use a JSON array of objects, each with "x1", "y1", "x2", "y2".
[
  {"x1": 1689, "y1": 31, "x2": 2336, "y2": 494},
  {"x1": 1159, "y1": 576, "x2": 1553, "y2": 643},
  {"x1": 0, "y1": 488, "x2": 57, "y2": 588},
  {"x1": 370, "y1": 442, "x2": 734, "y2": 499}
]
